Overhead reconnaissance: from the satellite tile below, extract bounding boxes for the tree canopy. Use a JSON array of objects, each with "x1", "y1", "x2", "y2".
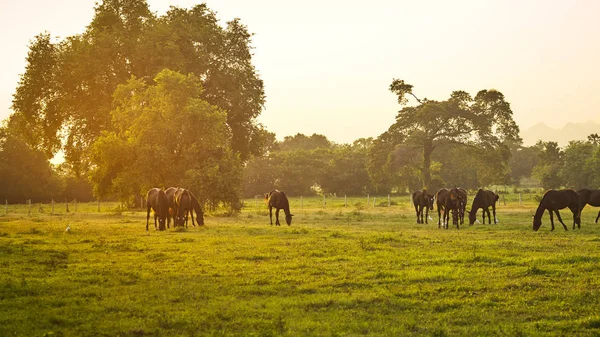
[
  {"x1": 384, "y1": 79, "x2": 521, "y2": 189},
  {"x1": 11, "y1": 0, "x2": 266, "y2": 178}
]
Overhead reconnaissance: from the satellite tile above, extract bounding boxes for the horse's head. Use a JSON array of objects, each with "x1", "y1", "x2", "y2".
[
  {"x1": 468, "y1": 209, "x2": 477, "y2": 225},
  {"x1": 158, "y1": 216, "x2": 166, "y2": 230},
  {"x1": 285, "y1": 213, "x2": 294, "y2": 226},
  {"x1": 427, "y1": 194, "x2": 435, "y2": 209},
  {"x1": 196, "y1": 211, "x2": 205, "y2": 226},
  {"x1": 532, "y1": 215, "x2": 542, "y2": 231}
]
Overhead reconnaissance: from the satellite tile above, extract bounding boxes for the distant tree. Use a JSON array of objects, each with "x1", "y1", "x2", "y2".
[
  {"x1": 278, "y1": 133, "x2": 332, "y2": 152},
  {"x1": 387, "y1": 79, "x2": 521, "y2": 189},
  {"x1": 588, "y1": 133, "x2": 600, "y2": 146},
  {"x1": 508, "y1": 143, "x2": 540, "y2": 186},
  {"x1": 0, "y1": 125, "x2": 62, "y2": 203},
  {"x1": 560, "y1": 141, "x2": 597, "y2": 190},
  {"x1": 532, "y1": 141, "x2": 564, "y2": 189},
  {"x1": 319, "y1": 138, "x2": 374, "y2": 195}
]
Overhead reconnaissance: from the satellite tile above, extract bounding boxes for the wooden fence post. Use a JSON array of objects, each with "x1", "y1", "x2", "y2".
[
  {"x1": 52, "y1": 199, "x2": 55, "y2": 215},
  {"x1": 74, "y1": 199, "x2": 77, "y2": 212},
  {"x1": 344, "y1": 194, "x2": 347, "y2": 207},
  {"x1": 323, "y1": 195, "x2": 326, "y2": 208},
  {"x1": 388, "y1": 194, "x2": 391, "y2": 207},
  {"x1": 373, "y1": 197, "x2": 376, "y2": 208},
  {"x1": 5, "y1": 199, "x2": 7, "y2": 215},
  {"x1": 28, "y1": 199, "x2": 31, "y2": 216},
  {"x1": 66, "y1": 198, "x2": 69, "y2": 213},
  {"x1": 367, "y1": 194, "x2": 370, "y2": 207},
  {"x1": 519, "y1": 193, "x2": 522, "y2": 206}
]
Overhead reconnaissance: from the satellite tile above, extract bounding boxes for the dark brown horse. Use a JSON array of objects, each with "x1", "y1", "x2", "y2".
[
  {"x1": 412, "y1": 189, "x2": 434, "y2": 224},
  {"x1": 578, "y1": 188, "x2": 600, "y2": 224},
  {"x1": 165, "y1": 187, "x2": 178, "y2": 228},
  {"x1": 146, "y1": 188, "x2": 168, "y2": 231},
  {"x1": 264, "y1": 189, "x2": 293, "y2": 226},
  {"x1": 188, "y1": 190, "x2": 205, "y2": 226},
  {"x1": 436, "y1": 188, "x2": 463, "y2": 229},
  {"x1": 468, "y1": 189, "x2": 499, "y2": 225},
  {"x1": 533, "y1": 189, "x2": 581, "y2": 231},
  {"x1": 174, "y1": 188, "x2": 195, "y2": 228}
]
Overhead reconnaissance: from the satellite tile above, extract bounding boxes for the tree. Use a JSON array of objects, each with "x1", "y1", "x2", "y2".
[
  {"x1": 508, "y1": 143, "x2": 540, "y2": 186},
  {"x1": 387, "y1": 79, "x2": 521, "y2": 188},
  {"x1": 12, "y1": 1, "x2": 266, "y2": 178},
  {"x1": 319, "y1": 139, "x2": 374, "y2": 195},
  {"x1": 560, "y1": 140, "x2": 597, "y2": 190},
  {"x1": 532, "y1": 141, "x2": 564, "y2": 189},
  {"x1": 89, "y1": 69, "x2": 243, "y2": 210}
]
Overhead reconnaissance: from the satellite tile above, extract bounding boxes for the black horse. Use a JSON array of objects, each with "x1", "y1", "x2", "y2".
[
  {"x1": 533, "y1": 189, "x2": 581, "y2": 231},
  {"x1": 188, "y1": 190, "x2": 205, "y2": 226},
  {"x1": 174, "y1": 188, "x2": 195, "y2": 228},
  {"x1": 436, "y1": 188, "x2": 463, "y2": 229},
  {"x1": 146, "y1": 188, "x2": 168, "y2": 231},
  {"x1": 165, "y1": 187, "x2": 179, "y2": 228},
  {"x1": 578, "y1": 188, "x2": 600, "y2": 224},
  {"x1": 468, "y1": 189, "x2": 499, "y2": 225},
  {"x1": 264, "y1": 189, "x2": 293, "y2": 226},
  {"x1": 412, "y1": 189, "x2": 434, "y2": 224}
]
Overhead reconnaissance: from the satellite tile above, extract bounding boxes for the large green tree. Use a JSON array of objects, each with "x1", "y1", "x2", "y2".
[
  {"x1": 532, "y1": 141, "x2": 564, "y2": 189},
  {"x1": 89, "y1": 69, "x2": 242, "y2": 210},
  {"x1": 387, "y1": 79, "x2": 521, "y2": 188},
  {"x1": 12, "y1": 0, "x2": 266, "y2": 178}
]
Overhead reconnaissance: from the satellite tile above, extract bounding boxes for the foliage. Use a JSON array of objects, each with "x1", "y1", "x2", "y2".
[
  {"x1": 560, "y1": 141, "x2": 596, "y2": 190},
  {"x1": 89, "y1": 69, "x2": 242, "y2": 210},
  {"x1": 11, "y1": 0, "x2": 266, "y2": 177},
  {"x1": 385, "y1": 79, "x2": 521, "y2": 188},
  {"x1": 532, "y1": 141, "x2": 564, "y2": 189},
  {"x1": 508, "y1": 142, "x2": 541, "y2": 186}
]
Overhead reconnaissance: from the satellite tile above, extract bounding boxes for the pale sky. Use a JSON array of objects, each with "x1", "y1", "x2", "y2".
[{"x1": 1, "y1": 0, "x2": 599, "y2": 144}]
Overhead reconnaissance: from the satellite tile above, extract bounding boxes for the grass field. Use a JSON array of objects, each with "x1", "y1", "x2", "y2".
[{"x1": 2, "y1": 194, "x2": 600, "y2": 336}]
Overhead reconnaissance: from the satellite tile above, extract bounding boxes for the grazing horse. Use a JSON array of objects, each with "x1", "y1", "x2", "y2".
[
  {"x1": 436, "y1": 188, "x2": 463, "y2": 229},
  {"x1": 468, "y1": 189, "x2": 499, "y2": 225},
  {"x1": 264, "y1": 189, "x2": 293, "y2": 226},
  {"x1": 577, "y1": 188, "x2": 600, "y2": 224},
  {"x1": 174, "y1": 188, "x2": 195, "y2": 228},
  {"x1": 146, "y1": 188, "x2": 168, "y2": 231},
  {"x1": 165, "y1": 187, "x2": 179, "y2": 228},
  {"x1": 188, "y1": 190, "x2": 205, "y2": 226},
  {"x1": 533, "y1": 189, "x2": 581, "y2": 231},
  {"x1": 412, "y1": 189, "x2": 434, "y2": 224}
]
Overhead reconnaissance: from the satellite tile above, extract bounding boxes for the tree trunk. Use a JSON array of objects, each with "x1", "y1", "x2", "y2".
[{"x1": 422, "y1": 142, "x2": 434, "y2": 189}]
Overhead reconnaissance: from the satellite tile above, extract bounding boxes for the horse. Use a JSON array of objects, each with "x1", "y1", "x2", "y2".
[
  {"x1": 533, "y1": 189, "x2": 581, "y2": 231},
  {"x1": 436, "y1": 188, "x2": 463, "y2": 229},
  {"x1": 165, "y1": 187, "x2": 179, "y2": 228},
  {"x1": 468, "y1": 189, "x2": 499, "y2": 225},
  {"x1": 577, "y1": 188, "x2": 600, "y2": 224},
  {"x1": 264, "y1": 189, "x2": 293, "y2": 226},
  {"x1": 188, "y1": 190, "x2": 205, "y2": 226},
  {"x1": 146, "y1": 188, "x2": 168, "y2": 231},
  {"x1": 174, "y1": 188, "x2": 195, "y2": 228},
  {"x1": 412, "y1": 189, "x2": 434, "y2": 224}
]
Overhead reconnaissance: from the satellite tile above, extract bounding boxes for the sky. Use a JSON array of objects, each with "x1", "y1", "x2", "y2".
[{"x1": 1, "y1": 0, "x2": 599, "y2": 144}]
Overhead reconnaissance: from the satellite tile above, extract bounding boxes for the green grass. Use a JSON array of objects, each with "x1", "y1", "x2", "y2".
[{"x1": 1, "y1": 195, "x2": 600, "y2": 336}]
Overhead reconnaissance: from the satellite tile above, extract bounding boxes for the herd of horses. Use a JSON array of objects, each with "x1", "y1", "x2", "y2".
[
  {"x1": 413, "y1": 188, "x2": 600, "y2": 231},
  {"x1": 146, "y1": 187, "x2": 205, "y2": 231},
  {"x1": 145, "y1": 185, "x2": 600, "y2": 232}
]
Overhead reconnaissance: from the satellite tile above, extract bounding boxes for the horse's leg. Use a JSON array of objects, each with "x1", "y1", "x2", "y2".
[
  {"x1": 154, "y1": 213, "x2": 158, "y2": 230},
  {"x1": 549, "y1": 210, "x2": 555, "y2": 231},
  {"x1": 275, "y1": 208, "x2": 281, "y2": 226},
  {"x1": 269, "y1": 205, "x2": 273, "y2": 225},
  {"x1": 191, "y1": 207, "x2": 195, "y2": 227},
  {"x1": 569, "y1": 206, "x2": 579, "y2": 229},
  {"x1": 437, "y1": 206, "x2": 442, "y2": 228},
  {"x1": 596, "y1": 211, "x2": 600, "y2": 224},
  {"x1": 146, "y1": 205, "x2": 151, "y2": 231},
  {"x1": 485, "y1": 207, "x2": 492, "y2": 224},
  {"x1": 414, "y1": 204, "x2": 420, "y2": 223},
  {"x1": 425, "y1": 206, "x2": 429, "y2": 224},
  {"x1": 554, "y1": 209, "x2": 568, "y2": 231},
  {"x1": 492, "y1": 204, "x2": 497, "y2": 224}
]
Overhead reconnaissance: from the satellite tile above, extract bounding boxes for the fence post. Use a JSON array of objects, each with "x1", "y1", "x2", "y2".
[
  {"x1": 367, "y1": 194, "x2": 370, "y2": 207},
  {"x1": 74, "y1": 199, "x2": 77, "y2": 212},
  {"x1": 28, "y1": 199, "x2": 31, "y2": 216},
  {"x1": 52, "y1": 199, "x2": 55, "y2": 215},
  {"x1": 255, "y1": 195, "x2": 258, "y2": 210},
  {"x1": 5, "y1": 199, "x2": 7, "y2": 215},
  {"x1": 66, "y1": 198, "x2": 69, "y2": 213},
  {"x1": 519, "y1": 193, "x2": 522, "y2": 206},
  {"x1": 323, "y1": 195, "x2": 326, "y2": 208},
  {"x1": 388, "y1": 194, "x2": 391, "y2": 207},
  {"x1": 98, "y1": 199, "x2": 101, "y2": 212},
  {"x1": 373, "y1": 197, "x2": 376, "y2": 208},
  {"x1": 344, "y1": 194, "x2": 347, "y2": 207}
]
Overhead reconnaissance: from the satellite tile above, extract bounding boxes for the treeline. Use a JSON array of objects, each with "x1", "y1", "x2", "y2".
[{"x1": 242, "y1": 133, "x2": 600, "y2": 198}]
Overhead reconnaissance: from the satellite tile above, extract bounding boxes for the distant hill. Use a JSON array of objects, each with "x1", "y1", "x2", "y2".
[{"x1": 520, "y1": 121, "x2": 600, "y2": 146}]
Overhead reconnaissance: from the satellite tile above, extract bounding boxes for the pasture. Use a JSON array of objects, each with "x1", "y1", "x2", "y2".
[{"x1": 1, "y1": 195, "x2": 600, "y2": 336}]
